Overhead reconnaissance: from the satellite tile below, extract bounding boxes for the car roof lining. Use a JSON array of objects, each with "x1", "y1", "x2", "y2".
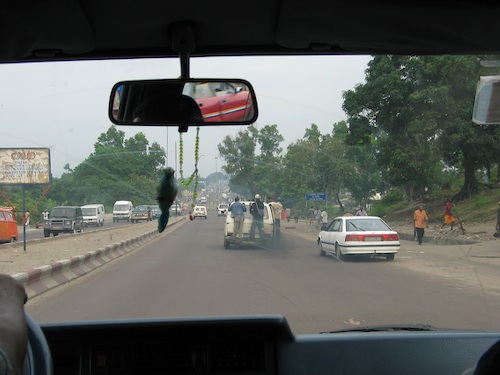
[{"x1": 2, "y1": 0, "x2": 500, "y2": 63}]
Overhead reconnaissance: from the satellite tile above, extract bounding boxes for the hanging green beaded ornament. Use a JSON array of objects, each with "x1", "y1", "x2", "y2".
[{"x1": 178, "y1": 126, "x2": 200, "y2": 212}]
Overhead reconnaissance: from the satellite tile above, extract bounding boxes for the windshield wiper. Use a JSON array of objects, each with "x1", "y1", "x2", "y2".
[
  {"x1": 347, "y1": 222, "x2": 365, "y2": 231},
  {"x1": 321, "y1": 324, "x2": 439, "y2": 334}
]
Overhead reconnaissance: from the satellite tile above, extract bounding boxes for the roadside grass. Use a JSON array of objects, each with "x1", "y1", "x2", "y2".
[{"x1": 372, "y1": 186, "x2": 500, "y2": 226}]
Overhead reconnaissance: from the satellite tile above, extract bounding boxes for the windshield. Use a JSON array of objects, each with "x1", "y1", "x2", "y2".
[
  {"x1": 50, "y1": 208, "x2": 76, "y2": 218},
  {"x1": 134, "y1": 206, "x2": 149, "y2": 213},
  {"x1": 1, "y1": 55, "x2": 500, "y2": 335},
  {"x1": 81, "y1": 208, "x2": 96, "y2": 216}
]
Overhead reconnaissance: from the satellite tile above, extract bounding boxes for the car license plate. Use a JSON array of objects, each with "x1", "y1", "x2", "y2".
[{"x1": 365, "y1": 236, "x2": 381, "y2": 241}]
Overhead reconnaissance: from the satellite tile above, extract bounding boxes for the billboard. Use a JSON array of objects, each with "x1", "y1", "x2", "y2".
[{"x1": 0, "y1": 148, "x2": 51, "y2": 184}]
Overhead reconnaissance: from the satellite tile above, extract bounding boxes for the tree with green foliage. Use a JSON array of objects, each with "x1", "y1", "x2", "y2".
[
  {"x1": 48, "y1": 126, "x2": 166, "y2": 208},
  {"x1": 343, "y1": 55, "x2": 493, "y2": 201},
  {"x1": 335, "y1": 121, "x2": 382, "y2": 207},
  {"x1": 218, "y1": 124, "x2": 283, "y2": 198}
]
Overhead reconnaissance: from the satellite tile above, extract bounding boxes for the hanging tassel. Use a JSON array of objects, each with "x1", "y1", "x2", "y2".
[{"x1": 157, "y1": 167, "x2": 178, "y2": 233}]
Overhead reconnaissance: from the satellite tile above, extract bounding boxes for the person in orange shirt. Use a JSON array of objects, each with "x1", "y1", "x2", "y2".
[{"x1": 413, "y1": 204, "x2": 429, "y2": 245}]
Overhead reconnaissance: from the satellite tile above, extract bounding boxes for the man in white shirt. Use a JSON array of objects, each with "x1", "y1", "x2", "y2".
[
  {"x1": 356, "y1": 207, "x2": 368, "y2": 216},
  {"x1": 321, "y1": 210, "x2": 328, "y2": 230}
]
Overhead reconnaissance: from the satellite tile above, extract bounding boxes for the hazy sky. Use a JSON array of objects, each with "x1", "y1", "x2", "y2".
[{"x1": 0, "y1": 55, "x2": 371, "y2": 178}]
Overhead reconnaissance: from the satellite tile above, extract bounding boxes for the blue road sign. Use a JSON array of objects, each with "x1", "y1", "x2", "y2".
[{"x1": 306, "y1": 192, "x2": 327, "y2": 201}]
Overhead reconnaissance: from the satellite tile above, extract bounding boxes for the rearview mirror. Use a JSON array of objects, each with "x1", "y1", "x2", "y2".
[
  {"x1": 109, "y1": 79, "x2": 258, "y2": 130},
  {"x1": 472, "y1": 75, "x2": 500, "y2": 125}
]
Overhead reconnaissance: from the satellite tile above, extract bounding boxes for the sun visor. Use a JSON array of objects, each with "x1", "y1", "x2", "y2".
[
  {"x1": 0, "y1": 0, "x2": 94, "y2": 61},
  {"x1": 276, "y1": 1, "x2": 500, "y2": 54}
]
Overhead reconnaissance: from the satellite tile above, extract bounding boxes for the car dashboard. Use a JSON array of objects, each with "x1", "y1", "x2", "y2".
[{"x1": 40, "y1": 315, "x2": 500, "y2": 375}]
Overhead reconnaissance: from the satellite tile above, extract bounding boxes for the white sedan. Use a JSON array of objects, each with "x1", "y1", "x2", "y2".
[{"x1": 317, "y1": 216, "x2": 400, "y2": 261}]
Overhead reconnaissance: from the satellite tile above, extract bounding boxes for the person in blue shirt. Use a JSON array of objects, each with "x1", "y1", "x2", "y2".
[{"x1": 228, "y1": 196, "x2": 246, "y2": 241}]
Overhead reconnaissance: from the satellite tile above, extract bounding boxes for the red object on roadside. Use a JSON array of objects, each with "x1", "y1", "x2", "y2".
[{"x1": 189, "y1": 214, "x2": 194, "y2": 221}]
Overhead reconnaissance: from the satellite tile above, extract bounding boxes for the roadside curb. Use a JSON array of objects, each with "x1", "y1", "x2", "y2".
[
  {"x1": 13, "y1": 216, "x2": 186, "y2": 299},
  {"x1": 397, "y1": 231, "x2": 478, "y2": 245}
]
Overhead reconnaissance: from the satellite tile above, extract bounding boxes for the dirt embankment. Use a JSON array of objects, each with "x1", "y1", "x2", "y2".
[{"x1": 383, "y1": 203, "x2": 497, "y2": 244}]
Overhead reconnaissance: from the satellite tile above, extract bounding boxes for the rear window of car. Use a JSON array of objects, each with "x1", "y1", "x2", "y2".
[{"x1": 345, "y1": 218, "x2": 392, "y2": 232}]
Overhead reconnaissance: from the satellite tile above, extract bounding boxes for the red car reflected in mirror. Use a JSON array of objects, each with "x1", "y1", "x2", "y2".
[{"x1": 183, "y1": 82, "x2": 254, "y2": 122}]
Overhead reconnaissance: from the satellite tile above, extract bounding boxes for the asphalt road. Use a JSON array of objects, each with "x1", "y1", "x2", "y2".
[{"x1": 26, "y1": 212, "x2": 500, "y2": 334}]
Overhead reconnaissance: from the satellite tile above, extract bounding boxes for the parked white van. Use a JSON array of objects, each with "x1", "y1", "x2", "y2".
[
  {"x1": 81, "y1": 204, "x2": 106, "y2": 226},
  {"x1": 113, "y1": 200, "x2": 134, "y2": 222}
]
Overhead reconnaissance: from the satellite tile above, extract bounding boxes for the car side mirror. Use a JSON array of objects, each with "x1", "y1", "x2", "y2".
[{"x1": 472, "y1": 75, "x2": 500, "y2": 125}]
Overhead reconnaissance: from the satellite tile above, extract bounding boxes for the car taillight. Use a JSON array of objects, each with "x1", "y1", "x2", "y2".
[
  {"x1": 345, "y1": 235, "x2": 363, "y2": 241},
  {"x1": 345, "y1": 234, "x2": 399, "y2": 241},
  {"x1": 385, "y1": 234, "x2": 399, "y2": 241}
]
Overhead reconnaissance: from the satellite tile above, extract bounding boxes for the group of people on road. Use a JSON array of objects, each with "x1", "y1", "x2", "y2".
[
  {"x1": 228, "y1": 194, "x2": 290, "y2": 242},
  {"x1": 308, "y1": 207, "x2": 329, "y2": 230}
]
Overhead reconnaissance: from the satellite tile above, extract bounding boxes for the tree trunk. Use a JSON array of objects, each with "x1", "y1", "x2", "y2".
[
  {"x1": 453, "y1": 156, "x2": 478, "y2": 201},
  {"x1": 335, "y1": 193, "x2": 344, "y2": 213}
]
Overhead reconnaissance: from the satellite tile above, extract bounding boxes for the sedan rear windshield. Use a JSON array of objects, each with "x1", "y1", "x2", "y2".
[{"x1": 346, "y1": 219, "x2": 392, "y2": 232}]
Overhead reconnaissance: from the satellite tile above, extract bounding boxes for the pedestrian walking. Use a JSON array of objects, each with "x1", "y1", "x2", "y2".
[
  {"x1": 24, "y1": 211, "x2": 30, "y2": 227},
  {"x1": 314, "y1": 208, "x2": 321, "y2": 229},
  {"x1": 308, "y1": 207, "x2": 315, "y2": 225},
  {"x1": 293, "y1": 207, "x2": 299, "y2": 223},
  {"x1": 413, "y1": 204, "x2": 429, "y2": 245},
  {"x1": 285, "y1": 207, "x2": 291, "y2": 222},
  {"x1": 269, "y1": 197, "x2": 283, "y2": 240},
  {"x1": 440, "y1": 198, "x2": 455, "y2": 231},
  {"x1": 228, "y1": 196, "x2": 246, "y2": 241}
]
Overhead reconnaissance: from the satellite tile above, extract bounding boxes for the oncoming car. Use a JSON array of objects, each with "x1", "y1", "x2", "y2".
[
  {"x1": 3, "y1": 2, "x2": 500, "y2": 375},
  {"x1": 130, "y1": 205, "x2": 152, "y2": 223},
  {"x1": 193, "y1": 205, "x2": 207, "y2": 219},
  {"x1": 317, "y1": 216, "x2": 400, "y2": 261},
  {"x1": 43, "y1": 206, "x2": 84, "y2": 237},
  {"x1": 150, "y1": 205, "x2": 161, "y2": 219},
  {"x1": 169, "y1": 204, "x2": 182, "y2": 216}
]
